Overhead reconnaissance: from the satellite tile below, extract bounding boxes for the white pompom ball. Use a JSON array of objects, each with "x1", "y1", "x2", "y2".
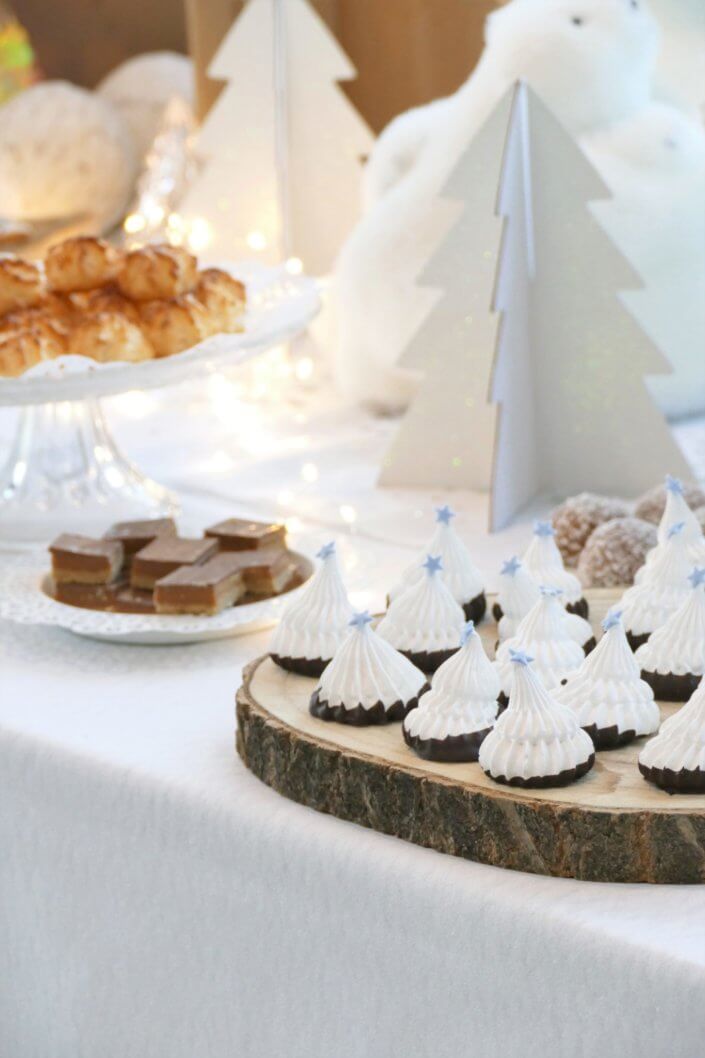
[
  {"x1": 98, "y1": 52, "x2": 194, "y2": 159},
  {"x1": 0, "y1": 82, "x2": 137, "y2": 229}
]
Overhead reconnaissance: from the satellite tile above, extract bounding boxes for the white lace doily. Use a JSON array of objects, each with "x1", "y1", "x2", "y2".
[{"x1": 0, "y1": 553, "x2": 314, "y2": 645}]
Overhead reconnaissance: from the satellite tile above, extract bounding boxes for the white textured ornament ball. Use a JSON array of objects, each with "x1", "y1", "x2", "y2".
[
  {"x1": 98, "y1": 52, "x2": 194, "y2": 159},
  {"x1": 0, "y1": 82, "x2": 137, "y2": 229},
  {"x1": 577, "y1": 517, "x2": 656, "y2": 588}
]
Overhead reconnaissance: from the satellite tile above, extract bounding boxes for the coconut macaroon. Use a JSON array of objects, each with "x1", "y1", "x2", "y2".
[
  {"x1": 138, "y1": 294, "x2": 209, "y2": 357},
  {"x1": 635, "y1": 475, "x2": 705, "y2": 583},
  {"x1": 634, "y1": 567, "x2": 705, "y2": 702},
  {"x1": 68, "y1": 312, "x2": 154, "y2": 363},
  {"x1": 45, "y1": 236, "x2": 121, "y2": 293},
  {"x1": 618, "y1": 521, "x2": 694, "y2": 650},
  {"x1": 270, "y1": 541, "x2": 353, "y2": 678},
  {"x1": 117, "y1": 244, "x2": 197, "y2": 301},
  {"x1": 309, "y1": 610, "x2": 428, "y2": 726},
  {"x1": 388, "y1": 505, "x2": 486, "y2": 622},
  {"x1": 194, "y1": 268, "x2": 246, "y2": 334},
  {"x1": 377, "y1": 554, "x2": 466, "y2": 673},
  {"x1": 639, "y1": 677, "x2": 705, "y2": 794},
  {"x1": 479, "y1": 649, "x2": 595, "y2": 789},
  {"x1": 554, "y1": 611, "x2": 659, "y2": 749},
  {"x1": 403, "y1": 620, "x2": 499, "y2": 762},
  {"x1": 522, "y1": 520, "x2": 588, "y2": 617},
  {"x1": 0, "y1": 256, "x2": 44, "y2": 315},
  {"x1": 494, "y1": 587, "x2": 585, "y2": 708}
]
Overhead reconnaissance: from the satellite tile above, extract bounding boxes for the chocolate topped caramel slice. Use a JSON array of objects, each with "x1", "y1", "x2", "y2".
[
  {"x1": 103, "y1": 517, "x2": 177, "y2": 556},
  {"x1": 131, "y1": 536, "x2": 218, "y2": 590},
  {"x1": 226, "y1": 548, "x2": 298, "y2": 596},
  {"x1": 205, "y1": 517, "x2": 286, "y2": 552},
  {"x1": 49, "y1": 533, "x2": 124, "y2": 585},
  {"x1": 154, "y1": 553, "x2": 246, "y2": 615}
]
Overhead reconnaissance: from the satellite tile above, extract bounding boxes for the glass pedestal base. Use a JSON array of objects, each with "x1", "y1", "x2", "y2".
[{"x1": 0, "y1": 399, "x2": 179, "y2": 548}]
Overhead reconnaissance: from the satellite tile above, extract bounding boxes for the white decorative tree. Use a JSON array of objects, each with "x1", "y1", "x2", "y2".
[
  {"x1": 181, "y1": 0, "x2": 373, "y2": 274},
  {"x1": 380, "y1": 83, "x2": 691, "y2": 530}
]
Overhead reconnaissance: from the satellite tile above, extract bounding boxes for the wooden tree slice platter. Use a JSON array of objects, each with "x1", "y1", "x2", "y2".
[{"x1": 236, "y1": 589, "x2": 705, "y2": 884}]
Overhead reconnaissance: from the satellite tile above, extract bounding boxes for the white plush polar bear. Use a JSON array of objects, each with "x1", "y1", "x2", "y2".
[{"x1": 335, "y1": 0, "x2": 663, "y2": 410}]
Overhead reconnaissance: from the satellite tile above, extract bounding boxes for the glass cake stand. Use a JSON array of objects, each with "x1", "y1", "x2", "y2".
[{"x1": 0, "y1": 264, "x2": 320, "y2": 548}]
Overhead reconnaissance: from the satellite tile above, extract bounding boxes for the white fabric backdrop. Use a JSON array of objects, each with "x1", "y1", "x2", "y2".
[{"x1": 1, "y1": 379, "x2": 704, "y2": 1058}]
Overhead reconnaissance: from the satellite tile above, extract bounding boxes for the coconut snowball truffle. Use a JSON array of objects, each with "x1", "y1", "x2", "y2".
[
  {"x1": 577, "y1": 517, "x2": 657, "y2": 588},
  {"x1": 270, "y1": 542, "x2": 353, "y2": 677},
  {"x1": 388, "y1": 506, "x2": 486, "y2": 622},
  {"x1": 522, "y1": 521, "x2": 588, "y2": 616},
  {"x1": 554, "y1": 611, "x2": 659, "y2": 749},
  {"x1": 639, "y1": 677, "x2": 705, "y2": 793},
  {"x1": 494, "y1": 587, "x2": 586, "y2": 707},
  {"x1": 634, "y1": 476, "x2": 705, "y2": 528},
  {"x1": 618, "y1": 521, "x2": 693, "y2": 650},
  {"x1": 479, "y1": 649, "x2": 595, "y2": 788},
  {"x1": 309, "y1": 611, "x2": 428, "y2": 726},
  {"x1": 377, "y1": 554, "x2": 465, "y2": 673},
  {"x1": 551, "y1": 492, "x2": 629, "y2": 567},
  {"x1": 403, "y1": 621, "x2": 499, "y2": 762},
  {"x1": 635, "y1": 568, "x2": 705, "y2": 702}
]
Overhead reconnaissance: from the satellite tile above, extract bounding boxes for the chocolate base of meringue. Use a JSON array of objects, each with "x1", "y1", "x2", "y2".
[
  {"x1": 399, "y1": 647, "x2": 458, "y2": 674},
  {"x1": 483, "y1": 753, "x2": 595, "y2": 789},
  {"x1": 582, "y1": 723, "x2": 637, "y2": 750},
  {"x1": 640, "y1": 670, "x2": 702, "y2": 703},
  {"x1": 403, "y1": 724, "x2": 492, "y2": 763},
  {"x1": 626, "y1": 630, "x2": 651, "y2": 652},
  {"x1": 566, "y1": 597, "x2": 589, "y2": 619},
  {"x1": 271, "y1": 653, "x2": 329, "y2": 678},
  {"x1": 639, "y1": 762, "x2": 705, "y2": 794},
  {"x1": 462, "y1": 592, "x2": 487, "y2": 624},
  {"x1": 309, "y1": 686, "x2": 429, "y2": 727}
]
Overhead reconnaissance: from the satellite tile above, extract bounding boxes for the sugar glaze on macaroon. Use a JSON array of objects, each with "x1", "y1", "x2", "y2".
[
  {"x1": 554, "y1": 611, "x2": 659, "y2": 750},
  {"x1": 635, "y1": 567, "x2": 705, "y2": 702},
  {"x1": 403, "y1": 621, "x2": 499, "y2": 762},
  {"x1": 639, "y1": 677, "x2": 705, "y2": 794},
  {"x1": 494, "y1": 587, "x2": 585, "y2": 708},
  {"x1": 618, "y1": 521, "x2": 693, "y2": 650},
  {"x1": 309, "y1": 611, "x2": 428, "y2": 726},
  {"x1": 388, "y1": 506, "x2": 486, "y2": 622},
  {"x1": 479, "y1": 650, "x2": 595, "y2": 789},
  {"x1": 522, "y1": 521, "x2": 588, "y2": 617},
  {"x1": 377, "y1": 554, "x2": 466, "y2": 673},
  {"x1": 270, "y1": 541, "x2": 352, "y2": 677}
]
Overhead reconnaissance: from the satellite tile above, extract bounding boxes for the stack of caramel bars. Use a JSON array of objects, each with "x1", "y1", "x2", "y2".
[{"x1": 48, "y1": 517, "x2": 301, "y2": 616}]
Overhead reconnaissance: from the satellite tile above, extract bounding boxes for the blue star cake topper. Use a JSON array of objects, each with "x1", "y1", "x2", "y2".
[
  {"x1": 316, "y1": 541, "x2": 336, "y2": 561},
  {"x1": 509, "y1": 648, "x2": 534, "y2": 667},
  {"x1": 501, "y1": 556, "x2": 521, "y2": 577},
  {"x1": 423, "y1": 554, "x2": 444, "y2": 576},
  {"x1": 688, "y1": 567, "x2": 705, "y2": 589},
  {"x1": 533, "y1": 520, "x2": 555, "y2": 538},
  {"x1": 602, "y1": 610, "x2": 623, "y2": 632},
  {"x1": 349, "y1": 610, "x2": 373, "y2": 630},
  {"x1": 667, "y1": 520, "x2": 686, "y2": 539},
  {"x1": 435, "y1": 504, "x2": 456, "y2": 526},
  {"x1": 665, "y1": 474, "x2": 684, "y2": 495},
  {"x1": 539, "y1": 584, "x2": 563, "y2": 598},
  {"x1": 460, "y1": 620, "x2": 476, "y2": 646}
]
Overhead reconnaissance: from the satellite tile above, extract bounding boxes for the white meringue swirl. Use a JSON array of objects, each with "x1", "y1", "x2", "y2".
[
  {"x1": 639, "y1": 678, "x2": 705, "y2": 775},
  {"x1": 635, "y1": 585, "x2": 705, "y2": 676},
  {"x1": 389, "y1": 521, "x2": 484, "y2": 606},
  {"x1": 404, "y1": 629, "x2": 499, "y2": 741},
  {"x1": 378, "y1": 566, "x2": 465, "y2": 654},
  {"x1": 522, "y1": 531, "x2": 583, "y2": 605},
  {"x1": 270, "y1": 547, "x2": 352, "y2": 662},
  {"x1": 495, "y1": 592, "x2": 585, "y2": 695},
  {"x1": 619, "y1": 529, "x2": 693, "y2": 635},
  {"x1": 316, "y1": 621, "x2": 426, "y2": 711}
]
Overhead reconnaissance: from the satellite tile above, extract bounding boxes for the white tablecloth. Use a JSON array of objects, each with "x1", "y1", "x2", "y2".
[{"x1": 1, "y1": 382, "x2": 705, "y2": 1058}]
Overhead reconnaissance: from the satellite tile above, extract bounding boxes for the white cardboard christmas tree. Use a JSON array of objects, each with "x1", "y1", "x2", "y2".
[
  {"x1": 379, "y1": 83, "x2": 691, "y2": 530},
  {"x1": 181, "y1": 0, "x2": 373, "y2": 274}
]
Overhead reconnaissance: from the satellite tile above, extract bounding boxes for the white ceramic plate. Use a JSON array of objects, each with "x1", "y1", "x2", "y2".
[
  {"x1": 0, "y1": 262, "x2": 320, "y2": 406},
  {"x1": 0, "y1": 551, "x2": 314, "y2": 645}
]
